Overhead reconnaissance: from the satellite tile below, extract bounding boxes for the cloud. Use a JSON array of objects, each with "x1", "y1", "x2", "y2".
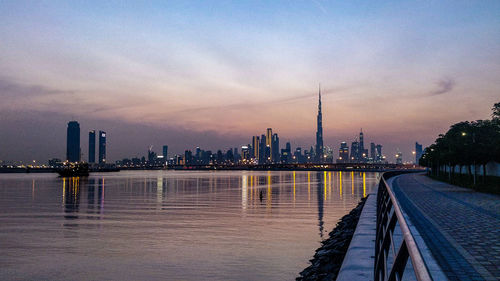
[
  {"x1": 0, "y1": 77, "x2": 75, "y2": 98},
  {"x1": 429, "y1": 77, "x2": 455, "y2": 96}
]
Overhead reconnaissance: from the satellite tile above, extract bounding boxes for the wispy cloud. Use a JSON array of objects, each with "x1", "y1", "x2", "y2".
[{"x1": 429, "y1": 77, "x2": 455, "y2": 96}]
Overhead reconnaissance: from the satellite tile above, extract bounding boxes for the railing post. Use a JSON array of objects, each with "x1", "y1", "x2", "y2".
[{"x1": 374, "y1": 172, "x2": 433, "y2": 281}]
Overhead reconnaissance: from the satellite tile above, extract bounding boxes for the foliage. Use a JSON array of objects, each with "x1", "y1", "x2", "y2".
[{"x1": 420, "y1": 102, "x2": 500, "y2": 170}]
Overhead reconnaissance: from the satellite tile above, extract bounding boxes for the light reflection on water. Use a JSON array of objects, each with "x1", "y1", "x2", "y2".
[{"x1": 0, "y1": 170, "x2": 379, "y2": 280}]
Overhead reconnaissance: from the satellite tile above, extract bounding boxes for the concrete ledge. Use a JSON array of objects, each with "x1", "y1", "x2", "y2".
[{"x1": 336, "y1": 192, "x2": 377, "y2": 281}]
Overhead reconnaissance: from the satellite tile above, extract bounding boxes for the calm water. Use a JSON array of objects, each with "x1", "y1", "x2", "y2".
[{"x1": 0, "y1": 170, "x2": 378, "y2": 280}]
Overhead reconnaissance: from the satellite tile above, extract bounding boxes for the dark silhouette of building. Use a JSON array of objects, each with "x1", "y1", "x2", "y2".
[
  {"x1": 337, "y1": 142, "x2": 349, "y2": 163},
  {"x1": 415, "y1": 142, "x2": 423, "y2": 164},
  {"x1": 259, "y1": 134, "x2": 267, "y2": 164},
  {"x1": 163, "y1": 145, "x2": 168, "y2": 159},
  {"x1": 88, "y1": 130, "x2": 96, "y2": 163},
  {"x1": 66, "y1": 121, "x2": 80, "y2": 162},
  {"x1": 98, "y1": 131, "x2": 106, "y2": 164},
  {"x1": 370, "y1": 142, "x2": 376, "y2": 162},
  {"x1": 271, "y1": 133, "x2": 279, "y2": 163},
  {"x1": 350, "y1": 141, "x2": 359, "y2": 162},
  {"x1": 315, "y1": 86, "x2": 324, "y2": 162},
  {"x1": 376, "y1": 144, "x2": 383, "y2": 163}
]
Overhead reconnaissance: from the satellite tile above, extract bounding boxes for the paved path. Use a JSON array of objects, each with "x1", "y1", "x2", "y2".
[{"x1": 391, "y1": 173, "x2": 500, "y2": 281}]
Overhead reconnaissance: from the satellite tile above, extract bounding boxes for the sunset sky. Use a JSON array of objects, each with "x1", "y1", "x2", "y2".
[{"x1": 1, "y1": 1, "x2": 499, "y2": 163}]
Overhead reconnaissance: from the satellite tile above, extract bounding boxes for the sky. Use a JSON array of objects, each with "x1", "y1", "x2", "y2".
[{"x1": 1, "y1": 0, "x2": 499, "y2": 163}]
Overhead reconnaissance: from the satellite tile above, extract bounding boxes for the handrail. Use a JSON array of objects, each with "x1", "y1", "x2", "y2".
[{"x1": 374, "y1": 172, "x2": 433, "y2": 281}]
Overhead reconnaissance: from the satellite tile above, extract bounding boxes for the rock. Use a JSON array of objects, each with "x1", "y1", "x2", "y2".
[{"x1": 296, "y1": 197, "x2": 367, "y2": 281}]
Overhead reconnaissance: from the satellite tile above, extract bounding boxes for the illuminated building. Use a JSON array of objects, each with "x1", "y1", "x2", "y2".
[
  {"x1": 337, "y1": 142, "x2": 349, "y2": 163},
  {"x1": 358, "y1": 129, "x2": 368, "y2": 162},
  {"x1": 350, "y1": 141, "x2": 359, "y2": 162},
  {"x1": 376, "y1": 144, "x2": 383, "y2": 163},
  {"x1": 396, "y1": 151, "x2": 403, "y2": 164},
  {"x1": 252, "y1": 136, "x2": 260, "y2": 160},
  {"x1": 266, "y1": 128, "x2": 273, "y2": 161},
  {"x1": 66, "y1": 121, "x2": 80, "y2": 162},
  {"x1": 315, "y1": 86, "x2": 324, "y2": 162},
  {"x1": 98, "y1": 131, "x2": 106, "y2": 164},
  {"x1": 88, "y1": 130, "x2": 96, "y2": 163},
  {"x1": 370, "y1": 142, "x2": 376, "y2": 163}
]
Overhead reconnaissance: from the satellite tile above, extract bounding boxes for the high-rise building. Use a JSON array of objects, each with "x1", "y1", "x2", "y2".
[
  {"x1": 271, "y1": 133, "x2": 279, "y2": 163},
  {"x1": 66, "y1": 121, "x2": 80, "y2": 162},
  {"x1": 259, "y1": 134, "x2": 266, "y2": 164},
  {"x1": 98, "y1": 130, "x2": 106, "y2": 164},
  {"x1": 252, "y1": 136, "x2": 260, "y2": 160},
  {"x1": 337, "y1": 142, "x2": 349, "y2": 163},
  {"x1": 376, "y1": 144, "x2": 383, "y2": 163},
  {"x1": 415, "y1": 142, "x2": 423, "y2": 164},
  {"x1": 350, "y1": 141, "x2": 359, "y2": 162},
  {"x1": 88, "y1": 130, "x2": 96, "y2": 163},
  {"x1": 163, "y1": 145, "x2": 168, "y2": 159},
  {"x1": 359, "y1": 129, "x2": 367, "y2": 162},
  {"x1": 266, "y1": 128, "x2": 273, "y2": 161},
  {"x1": 396, "y1": 151, "x2": 403, "y2": 165},
  {"x1": 370, "y1": 142, "x2": 376, "y2": 162},
  {"x1": 315, "y1": 86, "x2": 324, "y2": 162}
]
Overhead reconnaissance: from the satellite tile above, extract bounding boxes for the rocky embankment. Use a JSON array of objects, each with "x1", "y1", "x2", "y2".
[{"x1": 297, "y1": 197, "x2": 367, "y2": 281}]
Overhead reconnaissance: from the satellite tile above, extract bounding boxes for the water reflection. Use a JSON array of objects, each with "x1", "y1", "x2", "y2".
[
  {"x1": 63, "y1": 177, "x2": 80, "y2": 220},
  {"x1": 317, "y1": 172, "x2": 324, "y2": 238},
  {"x1": 0, "y1": 171, "x2": 379, "y2": 281}
]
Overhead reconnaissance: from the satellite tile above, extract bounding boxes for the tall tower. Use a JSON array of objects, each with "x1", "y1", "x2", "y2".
[
  {"x1": 266, "y1": 128, "x2": 273, "y2": 161},
  {"x1": 66, "y1": 121, "x2": 80, "y2": 162},
  {"x1": 252, "y1": 136, "x2": 260, "y2": 160},
  {"x1": 98, "y1": 131, "x2": 106, "y2": 164},
  {"x1": 88, "y1": 130, "x2": 96, "y2": 163},
  {"x1": 359, "y1": 129, "x2": 365, "y2": 162},
  {"x1": 315, "y1": 85, "x2": 324, "y2": 162}
]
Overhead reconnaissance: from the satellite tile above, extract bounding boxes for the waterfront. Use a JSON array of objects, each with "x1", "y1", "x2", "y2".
[{"x1": 0, "y1": 170, "x2": 378, "y2": 280}]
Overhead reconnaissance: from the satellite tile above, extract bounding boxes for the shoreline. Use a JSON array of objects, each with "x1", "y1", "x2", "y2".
[{"x1": 297, "y1": 197, "x2": 367, "y2": 281}]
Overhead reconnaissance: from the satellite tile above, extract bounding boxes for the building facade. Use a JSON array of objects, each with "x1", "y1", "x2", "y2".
[{"x1": 66, "y1": 121, "x2": 80, "y2": 162}]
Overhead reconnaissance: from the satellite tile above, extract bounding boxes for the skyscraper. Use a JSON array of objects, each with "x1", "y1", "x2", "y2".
[
  {"x1": 350, "y1": 141, "x2": 359, "y2": 162},
  {"x1": 88, "y1": 130, "x2": 96, "y2": 163},
  {"x1": 163, "y1": 145, "x2": 168, "y2": 159},
  {"x1": 315, "y1": 85, "x2": 324, "y2": 162},
  {"x1": 66, "y1": 121, "x2": 80, "y2": 162},
  {"x1": 98, "y1": 130, "x2": 106, "y2": 164},
  {"x1": 337, "y1": 142, "x2": 349, "y2": 163},
  {"x1": 359, "y1": 129, "x2": 367, "y2": 162},
  {"x1": 252, "y1": 136, "x2": 260, "y2": 160},
  {"x1": 415, "y1": 142, "x2": 423, "y2": 164},
  {"x1": 271, "y1": 133, "x2": 279, "y2": 163},
  {"x1": 266, "y1": 128, "x2": 273, "y2": 161},
  {"x1": 370, "y1": 142, "x2": 376, "y2": 162},
  {"x1": 376, "y1": 144, "x2": 383, "y2": 163},
  {"x1": 259, "y1": 134, "x2": 266, "y2": 164},
  {"x1": 396, "y1": 151, "x2": 403, "y2": 165}
]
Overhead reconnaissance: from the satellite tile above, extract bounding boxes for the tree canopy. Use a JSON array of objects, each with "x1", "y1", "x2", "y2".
[{"x1": 420, "y1": 102, "x2": 500, "y2": 168}]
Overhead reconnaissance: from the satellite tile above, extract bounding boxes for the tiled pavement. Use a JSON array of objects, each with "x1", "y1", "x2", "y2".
[{"x1": 391, "y1": 173, "x2": 500, "y2": 281}]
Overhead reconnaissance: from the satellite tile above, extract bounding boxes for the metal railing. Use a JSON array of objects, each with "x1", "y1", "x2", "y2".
[{"x1": 375, "y1": 172, "x2": 432, "y2": 281}]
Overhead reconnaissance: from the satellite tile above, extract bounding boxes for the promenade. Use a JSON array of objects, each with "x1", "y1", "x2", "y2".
[{"x1": 391, "y1": 173, "x2": 500, "y2": 281}]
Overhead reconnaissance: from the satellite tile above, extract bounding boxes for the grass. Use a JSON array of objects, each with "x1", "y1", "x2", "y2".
[{"x1": 428, "y1": 173, "x2": 500, "y2": 195}]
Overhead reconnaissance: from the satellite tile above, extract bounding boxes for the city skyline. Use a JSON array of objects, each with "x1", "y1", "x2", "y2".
[{"x1": 1, "y1": 1, "x2": 499, "y2": 163}]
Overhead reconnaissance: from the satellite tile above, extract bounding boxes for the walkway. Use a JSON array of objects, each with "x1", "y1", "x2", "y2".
[{"x1": 391, "y1": 173, "x2": 500, "y2": 281}]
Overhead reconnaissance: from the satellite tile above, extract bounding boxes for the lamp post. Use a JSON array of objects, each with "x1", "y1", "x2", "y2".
[{"x1": 462, "y1": 131, "x2": 476, "y2": 186}]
